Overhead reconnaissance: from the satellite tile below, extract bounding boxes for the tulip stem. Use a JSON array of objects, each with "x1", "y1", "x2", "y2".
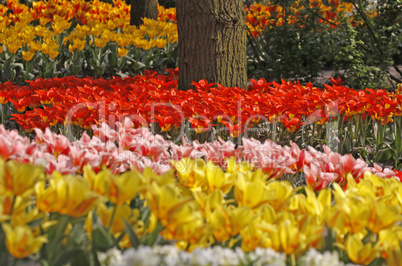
[
  {"x1": 49, "y1": 215, "x2": 70, "y2": 264},
  {"x1": 108, "y1": 204, "x2": 117, "y2": 232},
  {"x1": 290, "y1": 254, "x2": 296, "y2": 266},
  {"x1": 9, "y1": 196, "x2": 16, "y2": 216},
  {"x1": 0, "y1": 105, "x2": 2, "y2": 124}
]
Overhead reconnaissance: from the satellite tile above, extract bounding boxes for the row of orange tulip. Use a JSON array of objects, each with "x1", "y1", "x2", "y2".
[
  {"x1": 1, "y1": 70, "x2": 400, "y2": 135},
  {"x1": 2, "y1": 0, "x2": 359, "y2": 29}
]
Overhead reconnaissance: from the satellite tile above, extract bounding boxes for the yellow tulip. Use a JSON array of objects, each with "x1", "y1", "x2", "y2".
[
  {"x1": 193, "y1": 189, "x2": 227, "y2": 216},
  {"x1": 240, "y1": 220, "x2": 265, "y2": 252},
  {"x1": 22, "y1": 50, "x2": 35, "y2": 61},
  {"x1": 386, "y1": 248, "x2": 402, "y2": 266},
  {"x1": 109, "y1": 170, "x2": 143, "y2": 205},
  {"x1": 171, "y1": 158, "x2": 206, "y2": 190},
  {"x1": 52, "y1": 16, "x2": 71, "y2": 35},
  {"x1": 162, "y1": 203, "x2": 207, "y2": 245},
  {"x1": 54, "y1": 172, "x2": 99, "y2": 218},
  {"x1": 378, "y1": 225, "x2": 402, "y2": 260},
  {"x1": 367, "y1": 197, "x2": 401, "y2": 233},
  {"x1": 83, "y1": 166, "x2": 111, "y2": 198},
  {"x1": 234, "y1": 174, "x2": 274, "y2": 209},
  {"x1": 140, "y1": 40, "x2": 151, "y2": 50},
  {"x1": 2, "y1": 223, "x2": 47, "y2": 259},
  {"x1": 68, "y1": 38, "x2": 86, "y2": 53},
  {"x1": 41, "y1": 40, "x2": 59, "y2": 59},
  {"x1": 6, "y1": 37, "x2": 22, "y2": 54},
  {"x1": 142, "y1": 167, "x2": 176, "y2": 186},
  {"x1": 39, "y1": 17, "x2": 51, "y2": 26},
  {"x1": 226, "y1": 157, "x2": 254, "y2": 174},
  {"x1": 333, "y1": 195, "x2": 370, "y2": 234},
  {"x1": 258, "y1": 204, "x2": 277, "y2": 224},
  {"x1": 35, "y1": 178, "x2": 57, "y2": 213},
  {"x1": 155, "y1": 38, "x2": 168, "y2": 49},
  {"x1": 145, "y1": 183, "x2": 193, "y2": 226},
  {"x1": 265, "y1": 180, "x2": 293, "y2": 210},
  {"x1": 115, "y1": 35, "x2": 131, "y2": 47},
  {"x1": 0, "y1": 195, "x2": 12, "y2": 222},
  {"x1": 278, "y1": 218, "x2": 304, "y2": 254},
  {"x1": 96, "y1": 203, "x2": 139, "y2": 234},
  {"x1": 117, "y1": 47, "x2": 128, "y2": 57},
  {"x1": 0, "y1": 160, "x2": 43, "y2": 196},
  {"x1": 209, "y1": 205, "x2": 253, "y2": 242},
  {"x1": 205, "y1": 161, "x2": 234, "y2": 193},
  {"x1": 345, "y1": 234, "x2": 380, "y2": 265},
  {"x1": 287, "y1": 187, "x2": 331, "y2": 222}
]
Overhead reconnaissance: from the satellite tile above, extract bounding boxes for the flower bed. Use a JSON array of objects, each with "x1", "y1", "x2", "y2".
[
  {"x1": 2, "y1": 70, "x2": 402, "y2": 167},
  {"x1": 0, "y1": 1, "x2": 401, "y2": 265},
  {"x1": 0, "y1": 0, "x2": 377, "y2": 83},
  {"x1": 0, "y1": 155, "x2": 401, "y2": 265}
]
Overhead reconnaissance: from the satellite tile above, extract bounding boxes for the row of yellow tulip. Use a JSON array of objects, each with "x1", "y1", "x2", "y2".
[
  {"x1": 1, "y1": 157, "x2": 401, "y2": 265},
  {"x1": 0, "y1": 0, "x2": 368, "y2": 60},
  {"x1": 0, "y1": 18, "x2": 177, "y2": 60},
  {"x1": 0, "y1": 1, "x2": 177, "y2": 63}
]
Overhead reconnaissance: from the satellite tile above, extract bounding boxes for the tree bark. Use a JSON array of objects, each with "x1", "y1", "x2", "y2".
[
  {"x1": 130, "y1": 0, "x2": 158, "y2": 26},
  {"x1": 176, "y1": 0, "x2": 247, "y2": 91}
]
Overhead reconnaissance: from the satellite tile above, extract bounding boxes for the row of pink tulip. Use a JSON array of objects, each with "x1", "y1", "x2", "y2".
[{"x1": 0, "y1": 119, "x2": 398, "y2": 190}]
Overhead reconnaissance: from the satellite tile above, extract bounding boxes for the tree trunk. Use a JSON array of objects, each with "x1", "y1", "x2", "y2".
[
  {"x1": 130, "y1": 0, "x2": 158, "y2": 26},
  {"x1": 176, "y1": 0, "x2": 247, "y2": 91}
]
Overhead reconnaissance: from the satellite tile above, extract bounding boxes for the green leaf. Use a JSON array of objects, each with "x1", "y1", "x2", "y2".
[
  {"x1": 147, "y1": 222, "x2": 162, "y2": 246},
  {"x1": 113, "y1": 232, "x2": 126, "y2": 247},
  {"x1": 27, "y1": 218, "x2": 45, "y2": 228},
  {"x1": 376, "y1": 149, "x2": 392, "y2": 163},
  {"x1": 123, "y1": 219, "x2": 140, "y2": 248},
  {"x1": 70, "y1": 65, "x2": 82, "y2": 76},
  {"x1": 52, "y1": 249, "x2": 86, "y2": 266},
  {"x1": 93, "y1": 66, "x2": 104, "y2": 76},
  {"x1": 92, "y1": 227, "x2": 114, "y2": 252},
  {"x1": 108, "y1": 53, "x2": 117, "y2": 68},
  {"x1": 395, "y1": 120, "x2": 402, "y2": 154},
  {"x1": 10, "y1": 63, "x2": 24, "y2": 70}
]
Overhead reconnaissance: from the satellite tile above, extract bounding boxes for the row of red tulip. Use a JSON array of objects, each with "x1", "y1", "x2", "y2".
[{"x1": 0, "y1": 69, "x2": 400, "y2": 136}]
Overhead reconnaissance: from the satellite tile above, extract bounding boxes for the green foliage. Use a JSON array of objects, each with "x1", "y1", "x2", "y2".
[
  {"x1": 330, "y1": 21, "x2": 387, "y2": 90},
  {"x1": 247, "y1": 1, "x2": 334, "y2": 83},
  {"x1": 247, "y1": 0, "x2": 402, "y2": 90}
]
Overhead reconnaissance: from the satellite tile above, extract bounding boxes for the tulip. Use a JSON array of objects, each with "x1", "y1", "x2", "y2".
[
  {"x1": 161, "y1": 203, "x2": 207, "y2": 245},
  {"x1": 83, "y1": 165, "x2": 111, "y2": 198},
  {"x1": 109, "y1": 170, "x2": 143, "y2": 205},
  {"x1": 345, "y1": 234, "x2": 380, "y2": 265},
  {"x1": 171, "y1": 158, "x2": 206, "y2": 190},
  {"x1": 96, "y1": 202, "x2": 139, "y2": 234},
  {"x1": 35, "y1": 178, "x2": 57, "y2": 213},
  {"x1": 240, "y1": 220, "x2": 264, "y2": 252},
  {"x1": 234, "y1": 173, "x2": 274, "y2": 209},
  {"x1": 0, "y1": 159, "x2": 43, "y2": 196},
  {"x1": 0, "y1": 195, "x2": 12, "y2": 222},
  {"x1": 205, "y1": 161, "x2": 234, "y2": 193},
  {"x1": 54, "y1": 172, "x2": 99, "y2": 218},
  {"x1": 2, "y1": 223, "x2": 47, "y2": 259},
  {"x1": 265, "y1": 181, "x2": 293, "y2": 210},
  {"x1": 367, "y1": 197, "x2": 401, "y2": 234},
  {"x1": 145, "y1": 183, "x2": 193, "y2": 226},
  {"x1": 117, "y1": 47, "x2": 128, "y2": 57},
  {"x1": 22, "y1": 50, "x2": 35, "y2": 61},
  {"x1": 209, "y1": 205, "x2": 253, "y2": 242}
]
